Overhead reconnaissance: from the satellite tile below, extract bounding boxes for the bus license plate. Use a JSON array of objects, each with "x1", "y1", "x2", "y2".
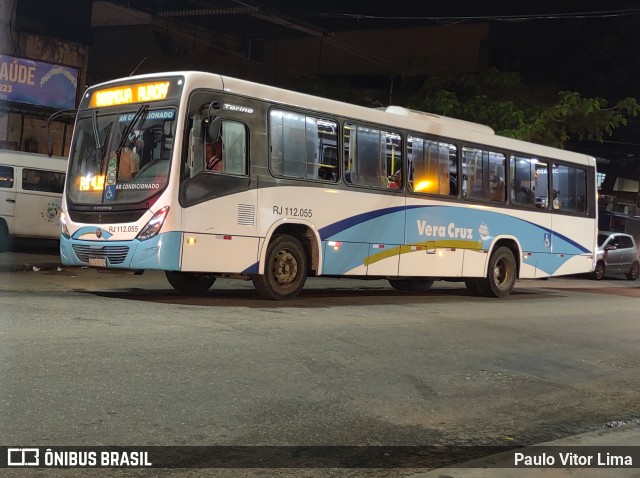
[{"x1": 89, "y1": 257, "x2": 107, "y2": 267}]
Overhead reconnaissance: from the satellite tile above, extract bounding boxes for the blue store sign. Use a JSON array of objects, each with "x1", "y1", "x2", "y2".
[{"x1": 0, "y1": 55, "x2": 78, "y2": 110}]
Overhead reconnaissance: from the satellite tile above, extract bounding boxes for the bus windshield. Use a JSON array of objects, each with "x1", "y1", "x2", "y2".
[{"x1": 66, "y1": 107, "x2": 177, "y2": 205}]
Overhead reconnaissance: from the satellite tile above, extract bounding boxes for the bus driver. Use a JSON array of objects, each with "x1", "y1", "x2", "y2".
[{"x1": 206, "y1": 141, "x2": 223, "y2": 171}]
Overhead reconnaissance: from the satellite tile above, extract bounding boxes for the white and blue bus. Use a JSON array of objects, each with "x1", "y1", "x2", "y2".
[{"x1": 59, "y1": 71, "x2": 597, "y2": 299}]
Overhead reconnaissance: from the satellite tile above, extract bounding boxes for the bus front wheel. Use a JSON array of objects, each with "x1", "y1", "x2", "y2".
[
  {"x1": 252, "y1": 234, "x2": 308, "y2": 300},
  {"x1": 165, "y1": 271, "x2": 216, "y2": 294}
]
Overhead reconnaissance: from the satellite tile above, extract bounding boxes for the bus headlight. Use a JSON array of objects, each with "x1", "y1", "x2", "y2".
[
  {"x1": 60, "y1": 211, "x2": 70, "y2": 238},
  {"x1": 136, "y1": 206, "x2": 170, "y2": 241}
]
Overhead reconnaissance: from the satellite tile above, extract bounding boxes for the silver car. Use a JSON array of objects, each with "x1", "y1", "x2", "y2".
[{"x1": 594, "y1": 231, "x2": 640, "y2": 280}]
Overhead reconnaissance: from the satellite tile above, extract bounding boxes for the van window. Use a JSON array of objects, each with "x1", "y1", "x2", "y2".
[
  {"x1": 0, "y1": 165, "x2": 14, "y2": 188},
  {"x1": 22, "y1": 168, "x2": 65, "y2": 193}
]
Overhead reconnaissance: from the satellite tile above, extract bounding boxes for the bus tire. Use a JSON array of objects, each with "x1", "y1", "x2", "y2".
[
  {"x1": 389, "y1": 279, "x2": 434, "y2": 291},
  {"x1": 626, "y1": 261, "x2": 639, "y2": 281},
  {"x1": 165, "y1": 271, "x2": 216, "y2": 294},
  {"x1": 464, "y1": 278, "x2": 485, "y2": 296},
  {"x1": 0, "y1": 220, "x2": 9, "y2": 252},
  {"x1": 481, "y1": 246, "x2": 517, "y2": 297},
  {"x1": 252, "y1": 234, "x2": 307, "y2": 300}
]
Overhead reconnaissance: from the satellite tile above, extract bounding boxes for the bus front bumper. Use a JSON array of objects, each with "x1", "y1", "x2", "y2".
[{"x1": 60, "y1": 231, "x2": 182, "y2": 270}]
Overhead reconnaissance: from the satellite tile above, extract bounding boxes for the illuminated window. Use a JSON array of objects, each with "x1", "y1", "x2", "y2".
[{"x1": 408, "y1": 136, "x2": 457, "y2": 196}]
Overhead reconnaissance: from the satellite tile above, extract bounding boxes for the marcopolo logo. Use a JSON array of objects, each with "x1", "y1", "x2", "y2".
[{"x1": 7, "y1": 448, "x2": 39, "y2": 466}]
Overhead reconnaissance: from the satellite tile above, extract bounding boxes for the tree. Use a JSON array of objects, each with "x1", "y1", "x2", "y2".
[{"x1": 403, "y1": 68, "x2": 640, "y2": 149}]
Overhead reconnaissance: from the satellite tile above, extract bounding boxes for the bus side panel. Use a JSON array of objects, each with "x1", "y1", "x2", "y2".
[
  {"x1": 365, "y1": 242, "x2": 401, "y2": 276},
  {"x1": 322, "y1": 241, "x2": 369, "y2": 276},
  {"x1": 13, "y1": 190, "x2": 61, "y2": 239},
  {"x1": 549, "y1": 214, "x2": 595, "y2": 276},
  {"x1": 461, "y1": 249, "x2": 489, "y2": 278},
  {"x1": 531, "y1": 210, "x2": 552, "y2": 279},
  {"x1": 181, "y1": 234, "x2": 260, "y2": 273},
  {"x1": 180, "y1": 189, "x2": 259, "y2": 273}
]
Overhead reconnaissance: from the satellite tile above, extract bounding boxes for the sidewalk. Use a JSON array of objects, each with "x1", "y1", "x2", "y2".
[
  {"x1": 0, "y1": 251, "x2": 63, "y2": 272},
  {"x1": 410, "y1": 424, "x2": 640, "y2": 478}
]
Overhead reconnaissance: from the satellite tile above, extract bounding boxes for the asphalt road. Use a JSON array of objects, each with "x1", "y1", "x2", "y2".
[{"x1": 0, "y1": 265, "x2": 639, "y2": 477}]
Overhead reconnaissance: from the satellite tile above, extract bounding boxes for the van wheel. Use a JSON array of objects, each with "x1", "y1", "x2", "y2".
[
  {"x1": 627, "y1": 261, "x2": 640, "y2": 281},
  {"x1": 593, "y1": 261, "x2": 605, "y2": 280},
  {"x1": 389, "y1": 279, "x2": 434, "y2": 291},
  {"x1": 165, "y1": 271, "x2": 216, "y2": 294},
  {"x1": 252, "y1": 234, "x2": 307, "y2": 300},
  {"x1": 0, "y1": 221, "x2": 9, "y2": 252}
]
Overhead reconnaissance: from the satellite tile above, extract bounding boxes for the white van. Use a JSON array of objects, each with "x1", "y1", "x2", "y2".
[{"x1": 0, "y1": 150, "x2": 67, "y2": 250}]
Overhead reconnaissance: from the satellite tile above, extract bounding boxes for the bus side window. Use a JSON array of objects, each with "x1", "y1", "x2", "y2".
[{"x1": 220, "y1": 120, "x2": 248, "y2": 175}]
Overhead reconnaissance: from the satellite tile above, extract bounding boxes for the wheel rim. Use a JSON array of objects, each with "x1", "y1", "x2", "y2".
[
  {"x1": 271, "y1": 248, "x2": 298, "y2": 285},
  {"x1": 632, "y1": 264, "x2": 639, "y2": 279},
  {"x1": 595, "y1": 263, "x2": 605, "y2": 279},
  {"x1": 493, "y1": 257, "x2": 512, "y2": 290}
]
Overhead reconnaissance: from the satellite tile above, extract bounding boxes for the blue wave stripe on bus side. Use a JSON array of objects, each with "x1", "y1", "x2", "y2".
[
  {"x1": 318, "y1": 204, "x2": 589, "y2": 255},
  {"x1": 318, "y1": 206, "x2": 416, "y2": 240}
]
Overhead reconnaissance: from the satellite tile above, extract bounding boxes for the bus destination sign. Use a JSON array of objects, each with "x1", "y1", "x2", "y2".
[{"x1": 89, "y1": 81, "x2": 170, "y2": 108}]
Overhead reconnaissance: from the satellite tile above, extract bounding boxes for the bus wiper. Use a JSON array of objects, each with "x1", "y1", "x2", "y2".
[
  {"x1": 115, "y1": 104, "x2": 149, "y2": 158},
  {"x1": 91, "y1": 109, "x2": 103, "y2": 159}
]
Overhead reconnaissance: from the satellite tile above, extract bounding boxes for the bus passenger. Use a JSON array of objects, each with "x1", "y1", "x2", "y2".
[
  {"x1": 489, "y1": 175, "x2": 505, "y2": 201},
  {"x1": 389, "y1": 169, "x2": 401, "y2": 189}
]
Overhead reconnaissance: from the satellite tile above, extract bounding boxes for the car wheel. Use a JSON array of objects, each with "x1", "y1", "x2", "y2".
[
  {"x1": 627, "y1": 261, "x2": 639, "y2": 281},
  {"x1": 593, "y1": 261, "x2": 605, "y2": 280}
]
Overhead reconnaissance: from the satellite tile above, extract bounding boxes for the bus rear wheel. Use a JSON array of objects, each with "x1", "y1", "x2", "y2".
[
  {"x1": 468, "y1": 247, "x2": 517, "y2": 298},
  {"x1": 389, "y1": 279, "x2": 434, "y2": 292},
  {"x1": 165, "y1": 271, "x2": 216, "y2": 294},
  {"x1": 252, "y1": 234, "x2": 308, "y2": 300}
]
